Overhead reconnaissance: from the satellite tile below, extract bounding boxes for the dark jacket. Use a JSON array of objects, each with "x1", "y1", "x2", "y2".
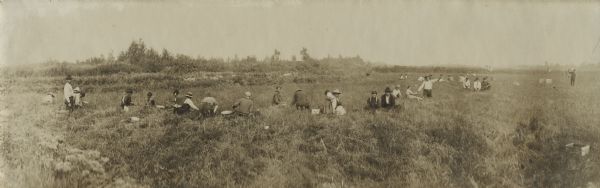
[
  {"x1": 292, "y1": 90, "x2": 310, "y2": 107},
  {"x1": 367, "y1": 97, "x2": 379, "y2": 109},
  {"x1": 380, "y1": 94, "x2": 395, "y2": 108}
]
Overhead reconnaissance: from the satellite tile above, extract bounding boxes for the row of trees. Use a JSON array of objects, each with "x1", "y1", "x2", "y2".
[{"x1": 71, "y1": 39, "x2": 362, "y2": 74}]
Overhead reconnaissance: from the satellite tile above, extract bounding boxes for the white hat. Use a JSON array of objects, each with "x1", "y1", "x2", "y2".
[
  {"x1": 74, "y1": 87, "x2": 81, "y2": 93},
  {"x1": 332, "y1": 89, "x2": 341, "y2": 94},
  {"x1": 185, "y1": 92, "x2": 193, "y2": 98},
  {"x1": 245, "y1": 91, "x2": 252, "y2": 97}
]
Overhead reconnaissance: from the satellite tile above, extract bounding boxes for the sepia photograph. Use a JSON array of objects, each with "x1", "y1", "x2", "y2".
[{"x1": 1, "y1": 0, "x2": 600, "y2": 187}]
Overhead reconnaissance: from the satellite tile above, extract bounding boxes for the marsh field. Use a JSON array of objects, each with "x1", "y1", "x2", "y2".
[{"x1": 1, "y1": 64, "x2": 599, "y2": 188}]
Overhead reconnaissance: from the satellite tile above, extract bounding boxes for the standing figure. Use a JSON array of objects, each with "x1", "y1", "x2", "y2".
[
  {"x1": 568, "y1": 68, "x2": 576, "y2": 86},
  {"x1": 272, "y1": 86, "x2": 283, "y2": 106},
  {"x1": 418, "y1": 75, "x2": 436, "y2": 98},
  {"x1": 64, "y1": 75, "x2": 75, "y2": 111}
]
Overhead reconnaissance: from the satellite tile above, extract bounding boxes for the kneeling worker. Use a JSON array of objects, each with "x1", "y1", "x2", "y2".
[
  {"x1": 366, "y1": 91, "x2": 380, "y2": 113},
  {"x1": 199, "y1": 96, "x2": 219, "y2": 117},
  {"x1": 233, "y1": 91, "x2": 254, "y2": 116},
  {"x1": 176, "y1": 92, "x2": 199, "y2": 115},
  {"x1": 121, "y1": 89, "x2": 134, "y2": 112},
  {"x1": 381, "y1": 87, "x2": 396, "y2": 110}
]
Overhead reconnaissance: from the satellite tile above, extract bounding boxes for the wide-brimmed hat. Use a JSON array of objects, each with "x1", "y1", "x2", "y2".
[
  {"x1": 332, "y1": 89, "x2": 341, "y2": 94},
  {"x1": 74, "y1": 87, "x2": 81, "y2": 93},
  {"x1": 185, "y1": 92, "x2": 193, "y2": 98},
  {"x1": 371, "y1": 91, "x2": 377, "y2": 94},
  {"x1": 245, "y1": 91, "x2": 252, "y2": 97},
  {"x1": 66, "y1": 75, "x2": 73, "y2": 80},
  {"x1": 384, "y1": 87, "x2": 392, "y2": 93}
]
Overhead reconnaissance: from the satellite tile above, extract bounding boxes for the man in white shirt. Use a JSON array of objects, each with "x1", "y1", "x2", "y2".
[
  {"x1": 473, "y1": 78, "x2": 482, "y2": 91},
  {"x1": 64, "y1": 75, "x2": 75, "y2": 111},
  {"x1": 183, "y1": 92, "x2": 200, "y2": 110},
  {"x1": 418, "y1": 75, "x2": 436, "y2": 98},
  {"x1": 392, "y1": 85, "x2": 402, "y2": 99},
  {"x1": 463, "y1": 78, "x2": 471, "y2": 89}
]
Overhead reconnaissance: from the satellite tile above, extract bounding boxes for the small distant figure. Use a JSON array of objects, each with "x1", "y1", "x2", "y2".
[
  {"x1": 43, "y1": 92, "x2": 55, "y2": 104},
  {"x1": 175, "y1": 92, "x2": 200, "y2": 115},
  {"x1": 233, "y1": 91, "x2": 255, "y2": 116},
  {"x1": 381, "y1": 87, "x2": 396, "y2": 109},
  {"x1": 473, "y1": 77, "x2": 482, "y2": 91},
  {"x1": 272, "y1": 86, "x2": 283, "y2": 106},
  {"x1": 418, "y1": 75, "x2": 436, "y2": 98},
  {"x1": 121, "y1": 89, "x2": 134, "y2": 112},
  {"x1": 146, "y1": 92, "x2": 156, "y2": 106},
  {"x1": 366, "y1": 91, "x2": 380, "y2": 113},
  {"x1": 406, "y1": 86, "x2": 423, "y2": 101},
  {"x1": 331, "y1": 89, "x2": 345, "y2": 115},
  {"x1": 292, "y1": 89, "x2": 310, "y2": 110},
  {"x1": 481, "y1": 77, "x2": 491, "y2": 91},
  {"x1": 392, "y1": 85, "x2": 402, "y2": 99},
  {"x1": 322, "y1": 90, "x2": 335, "y2": 114},
  {"x1": 463, "y1": 77, "x2": 471, "y2": 89},
  {"x1": 64, "y1": 75, "x2": 75, "y2": 111},
  {"x1": 73, "y1": 87, "x2": 85, "y2": 108},
  {"x1": 172, "y1": 89, "x2": 186, "y2": 110},
  {"x1": 568, "y1": 68, "x2": 576, "y2": 86},
  {"x1": 199, "y1": 96, "x2": 219, "y2": 117}
]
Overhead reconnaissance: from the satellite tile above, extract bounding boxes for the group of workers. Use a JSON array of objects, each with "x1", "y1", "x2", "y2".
[
  {"x1": 462, "y1": 76, "x2": 492, "y2": 91},
  {"x1": 60, "y1": 75, "x2": 86, "y2": 111},
  {"x1": 59, "y1": 72, "x2": 496, "y2": 117},
  {"x1": 284, "y1": 87, "x2": 346, "y2": 115}
]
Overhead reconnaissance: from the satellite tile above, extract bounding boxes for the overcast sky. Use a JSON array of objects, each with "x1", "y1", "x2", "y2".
[{"x1": 1, "y1": 0, "x2": 600, "y2": 67}]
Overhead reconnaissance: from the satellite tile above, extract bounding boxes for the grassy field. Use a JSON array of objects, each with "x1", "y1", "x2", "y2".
[{"x1": 1, "y1": 71, "x2": 599, "y2": 187}]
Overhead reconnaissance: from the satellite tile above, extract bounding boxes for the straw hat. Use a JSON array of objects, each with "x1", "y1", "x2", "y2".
[
  {"x1": 74, "y1": 87, "x2": 81, "y2": 93},
  {"x1": 371, "y1": 91, "x2": 377, "y2": 94},
  {"x1": 185, "y1": 92, "x2": 193, "y2": 98},
  {"x1": 332, "y1": 89, "x2": 342, "y2": 94},
  {"x1": 245, "y1": 91, "x2": 252, "y2": 97},
  {"x1": 395, "y1": 85, "x2": 401, "y2": 89}
]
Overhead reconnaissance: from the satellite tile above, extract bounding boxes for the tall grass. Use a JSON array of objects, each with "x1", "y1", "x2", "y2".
[{"x1": 2, "y1": 72, "x2": 599, "y2": 187}]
